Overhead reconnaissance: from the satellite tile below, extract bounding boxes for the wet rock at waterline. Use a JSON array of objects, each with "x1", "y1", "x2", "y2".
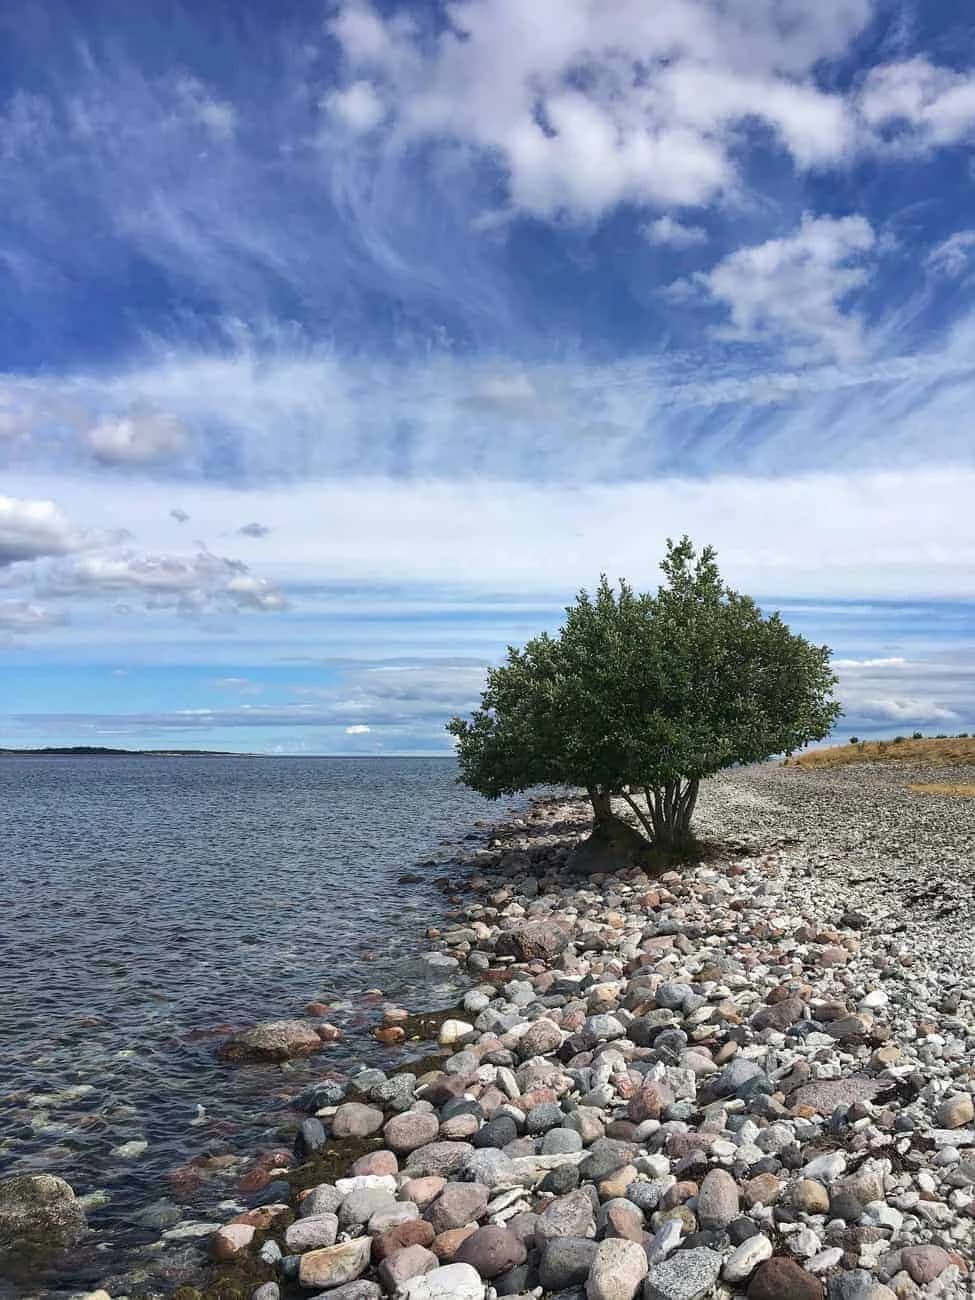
[
  {"x1": 217, "y1": 1018, "x2": 325, "y2": 1062},
  {"x1": 0, "y1": 1174, "x2": 87, "y2": 1261}
]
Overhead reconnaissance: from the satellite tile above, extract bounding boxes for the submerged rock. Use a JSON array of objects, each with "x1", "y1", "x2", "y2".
[{"x1": 218, "y1": 1019, "x2": 323, "y2": 1063}]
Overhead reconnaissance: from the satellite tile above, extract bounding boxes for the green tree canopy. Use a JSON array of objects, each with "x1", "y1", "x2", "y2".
[{"x1": 448, "y1": 538, "x2": 840, "y2": 856}]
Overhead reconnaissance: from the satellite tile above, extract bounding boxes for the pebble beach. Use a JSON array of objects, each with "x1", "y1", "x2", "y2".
[{"x1": 4, "y1": 758, "x2": 974, "y2": 1300}]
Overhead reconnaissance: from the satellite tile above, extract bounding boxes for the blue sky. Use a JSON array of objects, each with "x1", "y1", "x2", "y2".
[{"x1": 1, "y1": 0, "x2": 974, "y2": 752}]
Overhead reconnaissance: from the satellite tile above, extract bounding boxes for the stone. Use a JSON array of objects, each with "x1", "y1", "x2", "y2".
[
  {"x1": 406, "y1": 1141, "x2": 475, "y2": 1178},
  {"x1": 285, "y1": 1212, "x2": 339, "y2": 1251},
  {"x1": 439, "y1": 1019, "x2": 475, "y2": 1045},
  {"x1": 427, "y1": 1182, "x2": 490, "y2": 1233},
  {"x1": 298, "y1": 1236, "x2": 372, "y2": 1289},
  {"x1": 332, "y1": 1102, "x2": 385, "y2": 1139},
  {"x1": 937, "y1": 1093, "x2": 974, "y2": 1128},
  {"x1": 473, "y1": 1116, "x2": 519, "y2": 1149},
  {"x1": 301, "y1": 1184, "x2": 344, "y2": 1216},
  {"x1": 252, "y1": 1286, "x2": 280, "y2": 1300},
  {"x1": 743, "y1": 1173, "x2": 782, "y2": 1208},
  {"x1": 752, "y1": 996, "x2": 805, "y2": 1031},
  {"x1": 535, "y1": 1189, "x2": 596, "y2": 1244},
  {"x1": 403, "y1": 1176, "x2": 447, "y2": 1209},
  {"x1": 370, "y1": 1202, "x2": 420, "y2": 1234},
  {"x1": 454, "y1": 1225, "x2": 527, "y2": 1279},
  {"x1": 463, "y1": 1147, "x2": 521, "y2": 1188},
  {"x1": 339, "y1": 1189, "x2": 398, "y2": 1229},
  {"x1": 495, "y1": 921, "x2": 569, "y2": 962},
  {"x1": 378, "y1": 1244, "x2": 439, "y2": 1291},
  {"x1": 643, "y1": 1246, "x2": 723, "y2": 1300},
  {"x1": 586, "y1": 1238, "x2": 649, "y2": 1300},
  {"x1": 395, "y1": 1261, "x2": 485, "y2": 1299},
  {"x1": 432, "y1": 1224, "x2": 478, "y2": 1261},
  {"x1": 218, "y1": 1019, "x2": 322, "y2": 1062},
  {"x1": 352, "y1": 1150, "x2": 398, "y2": 1178},
  {"x1": 0, "y1": 1174, "x2": 87, "y2": 1259},
  {"x1": 325, "y1": 1286, "x2": 382, "y2": 1300},
  {"x1": 373, "y1": 1220, "x2": 436, "y2": 1260},
  {"x1": 791, "y1": 1077, "x2": 884, "y2": 1114},
  {"x1": 516, "y1": 1018, "x2": 564, "y2": 1057},
  {"x1": 296, "y1": 1118, "x2": 328, "y2": 1158},
  {"x1": 539, "y1": 1237, "x2": 599, "y2": 1290},
  {"x1": 385, "y1": 1112, "x2": 441, "y2": 1153},
  {"x1": 723, "y1": 1234, "x2": 773, "y2": 1283},
  {"x1": 696, "y1": 1168, "x2": 739, "y2": 1230},
  {"x1": 747, "y1": 1257, "x2": 823, "y2": 1300},
  {"x1": 212, "y1": 1223, "x2": 255, "y2": 1260},
  {"x1": 828, "y1": 1271, "x2": 896, "y2": 1300},
  {"x1": 794, "y1": 1180, "x2": 830, "y2": 1215},
  {"x1": 900, "y1": 1245, "x2": 952, "y2": 1284}
]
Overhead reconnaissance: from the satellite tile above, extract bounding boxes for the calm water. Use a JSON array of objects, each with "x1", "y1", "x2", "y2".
[{"x1": 0, "y1": 756, "x2": 508, "y2": 1296}]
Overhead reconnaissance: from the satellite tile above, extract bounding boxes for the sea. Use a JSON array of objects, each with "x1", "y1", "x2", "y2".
[{"x1": 0, "y1": 755, "x2": 512, "y2": 1297}]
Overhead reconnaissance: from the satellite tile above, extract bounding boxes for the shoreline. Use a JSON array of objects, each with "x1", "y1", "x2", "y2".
[
  {"x1": 194, "y1": 766, "x2": 973, "y2": 1300},
  {"x1": 10, "y1": 765, "x2": 975, "y2": 1300}
]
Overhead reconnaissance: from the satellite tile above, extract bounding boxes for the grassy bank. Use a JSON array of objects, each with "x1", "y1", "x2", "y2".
[{"x1": 790, "y1": 734, "x2": 975, "y2": 770}]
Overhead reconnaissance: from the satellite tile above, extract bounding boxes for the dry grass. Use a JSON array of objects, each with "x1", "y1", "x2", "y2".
[
  {"x1": 790, "y1": 736, "x2": 975, "y2": 770},
  {"x1": 910, "y1": 782, "x2": 975, "y2": 797}
]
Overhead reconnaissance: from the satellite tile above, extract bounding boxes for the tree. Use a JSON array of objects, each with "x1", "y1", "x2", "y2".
[{"x1": 448, "y1": 538, "x2": 840, "y2": 862}]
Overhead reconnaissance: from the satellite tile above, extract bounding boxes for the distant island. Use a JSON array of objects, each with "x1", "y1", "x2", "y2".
[{"x1": 0, "y1": 746, "x2": 241, "y2": 757}]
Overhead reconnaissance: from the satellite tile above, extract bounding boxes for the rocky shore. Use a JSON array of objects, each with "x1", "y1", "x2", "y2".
[{"x1": 6, "y1": 760, "x2": 973, "y2": 1300}]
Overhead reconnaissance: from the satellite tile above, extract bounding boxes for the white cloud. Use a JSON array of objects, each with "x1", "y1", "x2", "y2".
[
  {"x1": 927, "y1": 230, "x2": 975, "y2": 277},
  {"x1": 833, "y1": 657, "x2": 907, "y2": 669},
  {"x1": 345, "y1": 724, "x2": 371, "y2": 734},
  {"x1": 644, "y1": 216, "x2": 708, "y2": 249},
  {"x1": 0, "y1": 600, "x2": 65, "y2": 634},
  {"x1": 41, "y1": 549, "x2": 287, "y2": 616},
  {"x1": 326, "y1": 80, "x2": 386, "y2": 132},
  {"x1": 327, "y1": 0, "x2": 869, "y2": 220},
  {"x1": 696, "y1": 213, "x2": 876, "y2": 362},
  {"x1": 85, "y1": 412, "x2": 188, "y2": 465},
  {"x1": 858, "y1": 57, "x2": 975, "y2": 151},
  {"x1": 12, "y1": 467, "x2": 975, "y2": 601},
  {"x1": 176, "y1": 76, "x2": 238, "y2": 140},
  {"x1": 852, "y1": 697, "x2": 959, "y2": 724},
  {"x1": 0, "y1": 496, "x2": 85, "y2": 565}
]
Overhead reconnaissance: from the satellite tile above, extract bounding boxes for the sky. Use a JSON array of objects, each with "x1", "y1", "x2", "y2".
[{"x1": 1, "y1": 0, "x2": 974, "y2": 754}]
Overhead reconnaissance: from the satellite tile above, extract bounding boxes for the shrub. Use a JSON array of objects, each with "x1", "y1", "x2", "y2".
[{"x1": 449, "y1": 537, "x2": 840, "y2": 859}]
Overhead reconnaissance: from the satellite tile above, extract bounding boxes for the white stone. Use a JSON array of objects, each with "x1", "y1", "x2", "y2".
[
  {"x1": 807, "y1": 1247, "x2": 844, "y2": 1274},
  {"x1": 723, "y1": 1233, "x2": 773, "y2": 1283},
  {"x1": 438, "y1": 1019, "x2": 474, "y2": 1045},
  {"x1": 395, "y1": 1262, "x2": 484, "y2": 1300},
  {"x1": 802, "y1": 1151, "x2": 846, "y2": 1182},
  {"x1": 335, "y1": 1174, "x2": 397, "y2": 1196}
]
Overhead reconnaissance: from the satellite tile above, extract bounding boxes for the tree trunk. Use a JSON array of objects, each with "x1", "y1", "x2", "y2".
[
  {"x1": 586, "y1": 786, "x2": 615, "y2": 826},
  {"x1": 643, "y1": 777, "x2": 700, "y2": 855}
]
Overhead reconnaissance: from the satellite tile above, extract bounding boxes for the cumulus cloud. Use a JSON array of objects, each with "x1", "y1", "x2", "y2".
[
  {"x1": 42, "y1": 549, "x2": 287, "y2": 615},
  {"x1": 695, "y1": 213, "x2": 876, "y2": 362},
  {"x1": 644, "y1": 216, "x2": 708, "y2": 249},
  {"x1": 85, "y1": 412, "x2": 187, "y2": 465},
  {"x1": 238, "y1": 521, "x2": 270, "y2": 538},
  {"x1": 327, "y1": 0, "x2": 868, "y2": 221},
  {"x1": 170, "y1": 507, "x2": 190, "y2": 524},
  {"x1": 0, "y1": 496, "x2": 85, "y2": 566},
  {"x1": 859, "y1": 57, "x2": 975, "y2": 151}
]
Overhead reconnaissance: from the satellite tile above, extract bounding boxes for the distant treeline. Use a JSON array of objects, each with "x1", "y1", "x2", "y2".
[{"x1": 0, "y1": 746, "x2": 237, "y2": 757}]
